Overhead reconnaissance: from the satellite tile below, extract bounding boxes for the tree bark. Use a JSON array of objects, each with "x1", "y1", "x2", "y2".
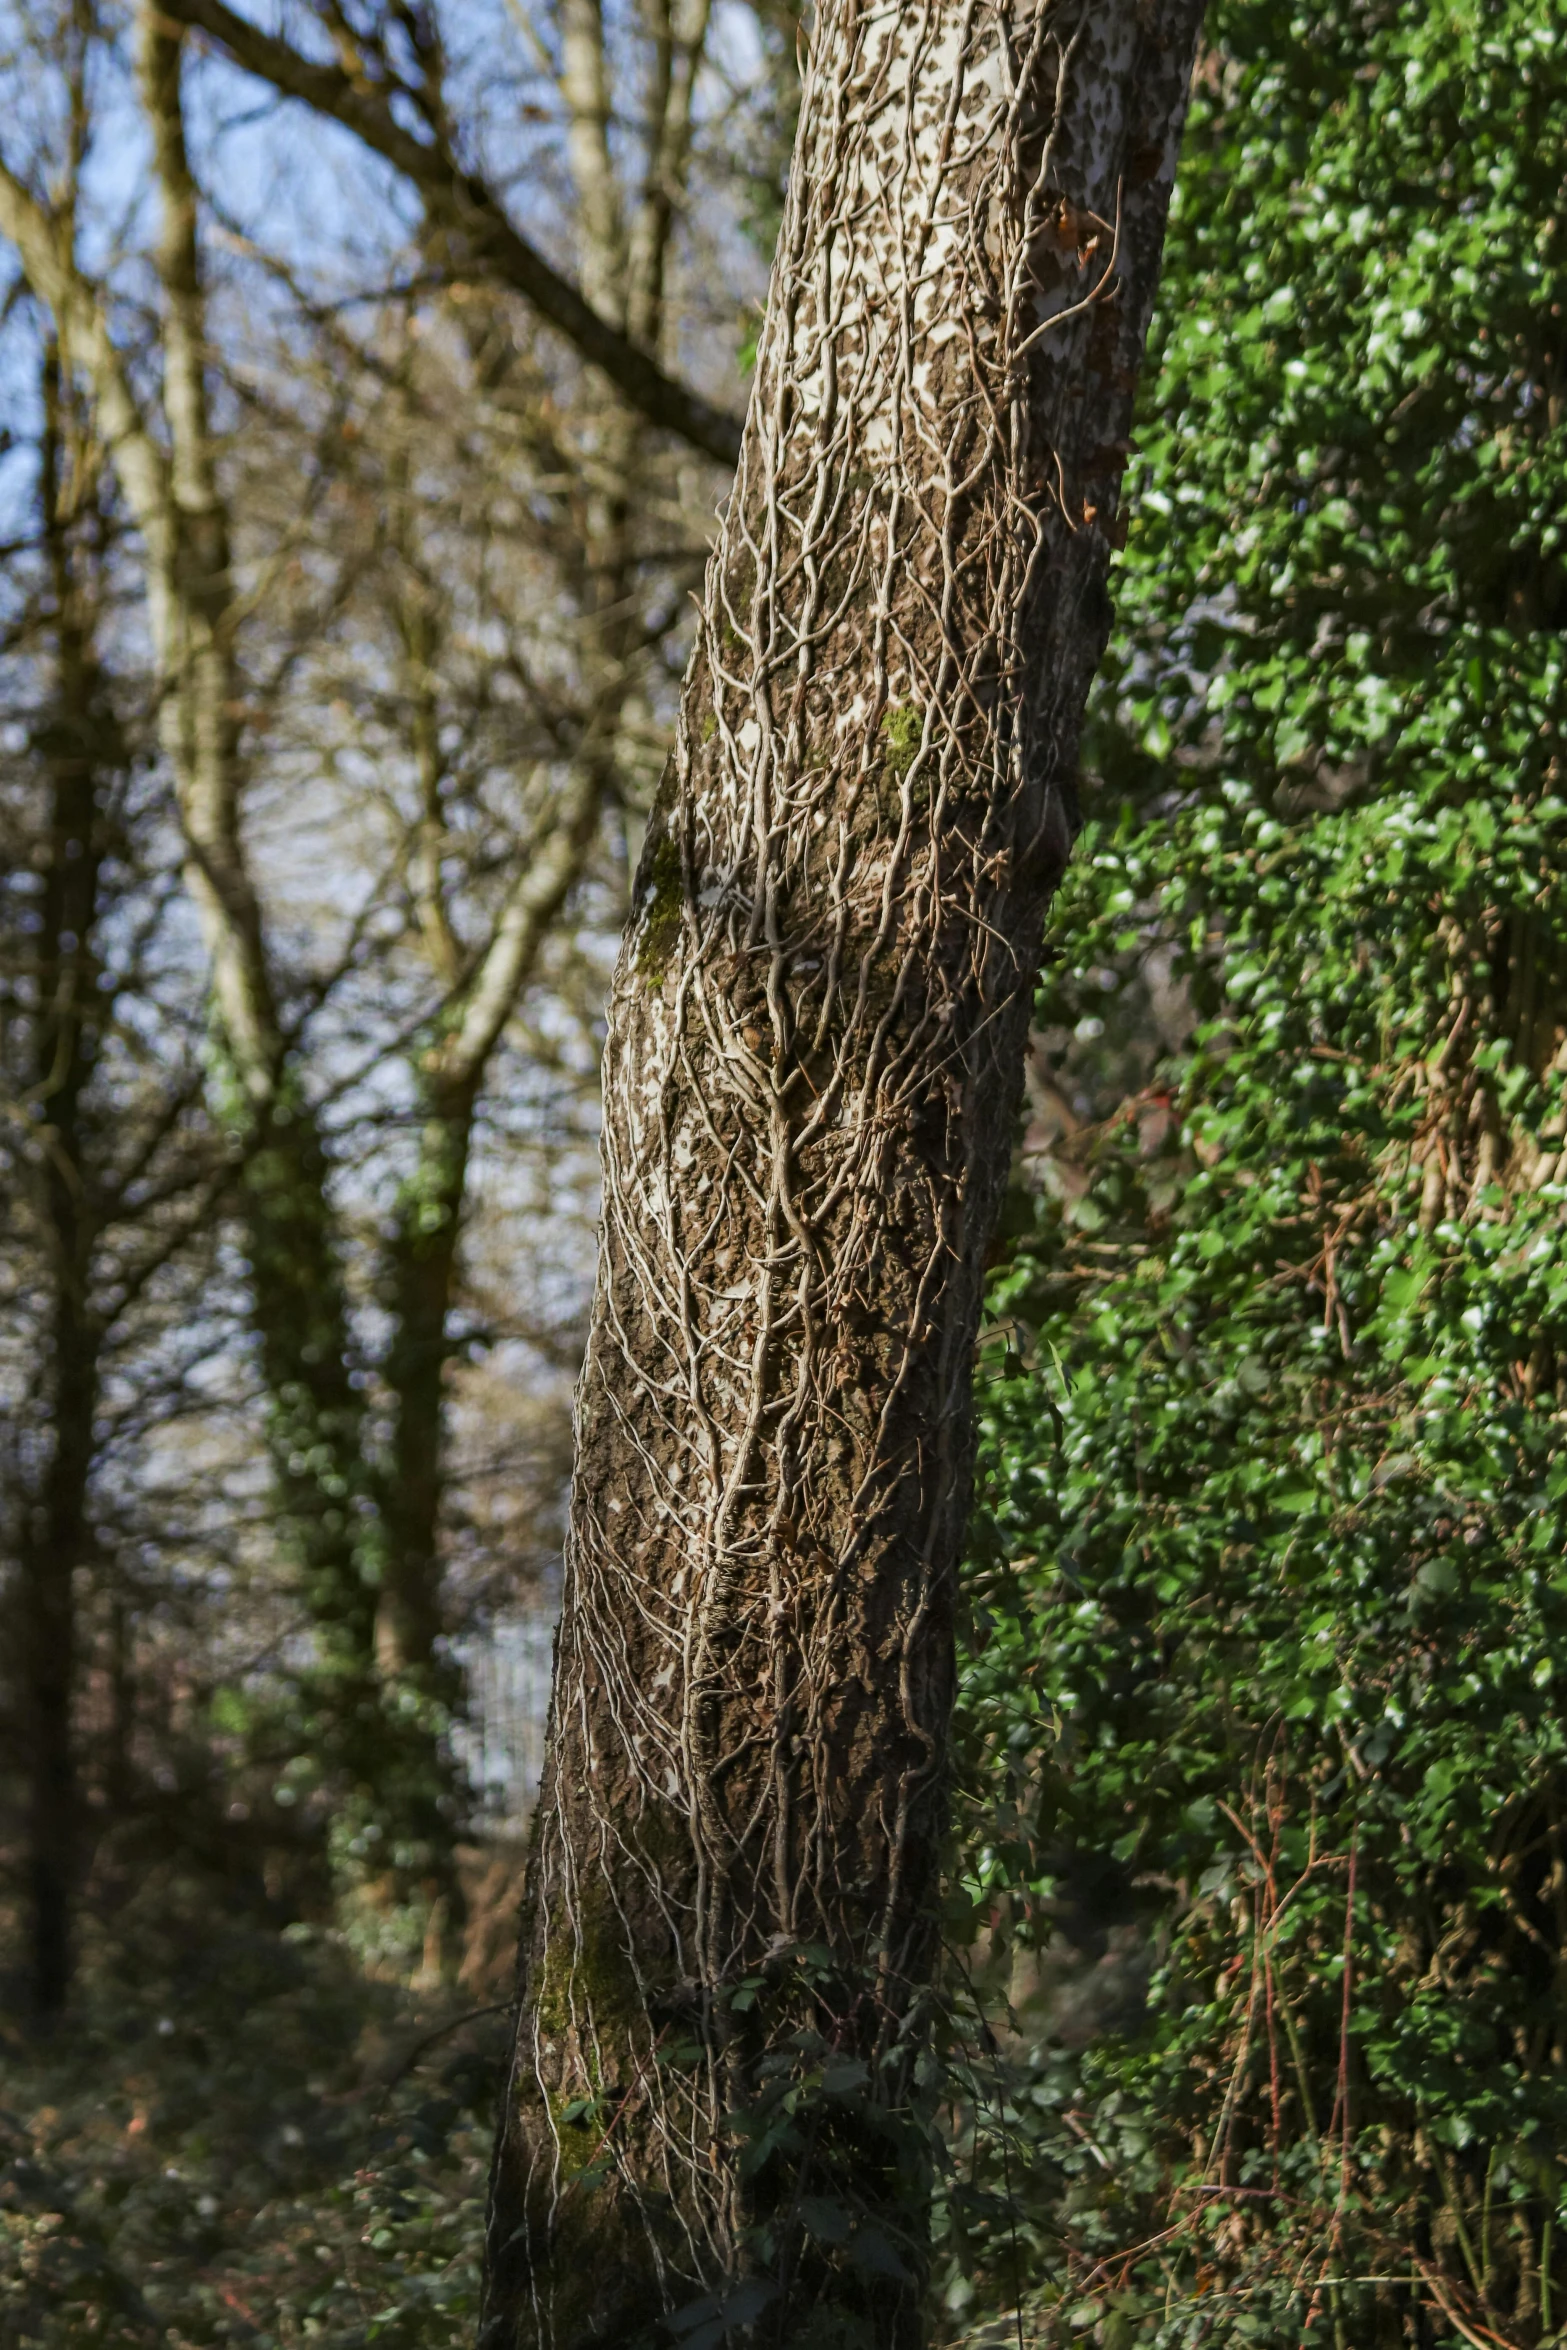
[{"x1": 482, "y1": 0, "x2": 1204, "y2": 2341}]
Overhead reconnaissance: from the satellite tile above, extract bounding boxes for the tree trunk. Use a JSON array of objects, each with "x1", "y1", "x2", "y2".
[
  {"x1": 20, "y1": 349, "x2": 116, "y2": 2016},
  {"x1": 482, "y1": 0, "x2": 1204, "y2": 2341},
  {"x1": 376, "y1": 753, "x2": 604, "y2": 1688},
  {"x1": 135, "y1": 11, "x2": 386, "y2": 1799}
]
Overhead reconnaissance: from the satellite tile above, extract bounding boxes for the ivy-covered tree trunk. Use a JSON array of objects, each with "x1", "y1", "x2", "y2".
[
  {"x1": 134, "y1": 10, "x2": 391, "y2": 1828},
  {"x1": 481, "y1": 1, "x2": 1205, "y2": 2341}
]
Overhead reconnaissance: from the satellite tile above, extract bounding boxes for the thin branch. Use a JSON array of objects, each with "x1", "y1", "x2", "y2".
[{"x1": 157, "y1": 0, "x2": 745, "y2": 464}]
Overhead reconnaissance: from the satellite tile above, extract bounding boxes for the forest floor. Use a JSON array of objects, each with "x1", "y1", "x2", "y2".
[{"x1": 0, "y1": 1851, "x2": 524, "y2": 2348}]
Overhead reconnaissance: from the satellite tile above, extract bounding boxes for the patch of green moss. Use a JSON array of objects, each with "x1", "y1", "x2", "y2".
[
  {"x1": 636, "y1": 834, "x2": 686, "y2": 989},
  {"x1": 880, "y1": 703, "x2": 922, "y2": 783},
  {"x1": 537, "y1": 1890, "x2": 642, "y2": 2057},
  {"x1": 549, "y1": 2091, "x2": 608, "y2": 2188}
]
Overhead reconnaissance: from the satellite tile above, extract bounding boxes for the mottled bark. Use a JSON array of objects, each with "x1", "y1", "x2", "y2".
[{"x1": 483, "y1": 1, "x2": 1204, "y2": 2342}]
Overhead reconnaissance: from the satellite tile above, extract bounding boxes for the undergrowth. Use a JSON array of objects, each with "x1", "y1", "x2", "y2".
[{"x1": 0, "y1": 1864, "x2": 511, "y2": 2348}]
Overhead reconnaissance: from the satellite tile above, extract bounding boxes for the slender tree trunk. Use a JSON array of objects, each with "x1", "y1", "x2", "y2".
[
  {"x1": 378, "y1": 1079, "x2": 474, "y2": 1684},
  {"x1": 21, "y1": 350, "x2": 115, "y2": 2015},
  {"x1": 482, "y1": 0, "x2": 1204, "y2": 2340},
  {"x1": 377, "y1": 754, "x2": 602, "y2": 1687},
  {"x1": 22, "y1": 1252, "x2": 95, "y2": 2019},
  {"x1": 136, "y1": 12, "x2": 384, "y2": 1776}
]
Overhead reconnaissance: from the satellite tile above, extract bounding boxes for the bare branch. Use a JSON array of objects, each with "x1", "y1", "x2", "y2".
[{"x1": 157, "y1": 0, "x2": 745, "y2": 464}]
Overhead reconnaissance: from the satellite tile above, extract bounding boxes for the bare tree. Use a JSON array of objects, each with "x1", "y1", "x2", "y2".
[
  {"x1": 481, "y1": 0, "x2": 1207, "y2": 2341},
  {"x1": 250, "y1": 0, "x2": 731, "y2": 1702},
  {"x1": 0, "y1": 8, "x2": 580, "y2": 1917},
  {"x1": 0, "y1": 16, "x2": 395, "y2": 1842},
  {"x1": 160, "y1": 0, "x2": 745, "y2": 463}
]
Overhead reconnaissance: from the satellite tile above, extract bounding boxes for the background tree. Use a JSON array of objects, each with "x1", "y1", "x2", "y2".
[
  {"x1": 0, "y1": 2, "x2": 398, "y2": 1889},
  {"x1": 159, "y1": 0, "x2": 746, "y2": 464},
  {"x1": 0, "y1": 205, "x2": 225, "y2": 2012},
  {"x1": 0, "y1": 0, "x2": 746, "y2": 1960}
]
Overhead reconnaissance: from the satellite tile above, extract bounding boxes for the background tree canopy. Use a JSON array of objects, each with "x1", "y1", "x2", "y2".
[{"x1": 3, "y1": 0, "x2": 1565, "y2": 2344}]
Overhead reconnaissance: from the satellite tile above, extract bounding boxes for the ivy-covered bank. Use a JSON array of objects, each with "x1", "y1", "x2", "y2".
[{"x1": 950, "y1": 4, "x2": 1567, "y2": 2345}]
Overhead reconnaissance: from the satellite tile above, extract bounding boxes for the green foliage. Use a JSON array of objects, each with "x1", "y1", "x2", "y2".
[
  {"x1": 950, "y1": 2, "x2": 1567, "y2": 2343},
  {"x1": 718, "y1": 1944, "x2": 938, "y2": 2338},
  {"x1": 881, "y1": 705, "x2": 924, "y2": 780}
]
